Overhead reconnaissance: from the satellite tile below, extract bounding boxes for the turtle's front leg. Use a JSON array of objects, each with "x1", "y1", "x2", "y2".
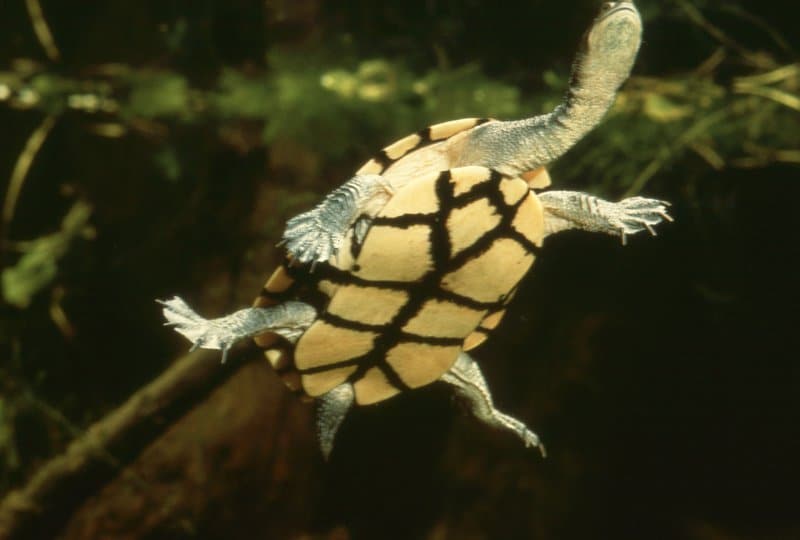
[
  {"x1": 159, "y1": 297, "x2": 316, "y2": 362},
  {"x1": 441, "y1": 353, "x2": 545, "y2": 456},
  {"x1": 281, "y1": 174, "x2": 392, "y2": 265},
  {"x1": 538, "y1": 190, "x2": 673, "y2": 244}
]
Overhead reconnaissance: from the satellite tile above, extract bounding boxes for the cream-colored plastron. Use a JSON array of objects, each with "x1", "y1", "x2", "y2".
[{"x1": 286, "y1": 167, "x2": 544, "y2": 403}]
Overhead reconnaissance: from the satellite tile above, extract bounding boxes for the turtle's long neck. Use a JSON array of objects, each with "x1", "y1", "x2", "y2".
[{"x1": 460, "y1": 2, "x2": 642, "y2": 176}]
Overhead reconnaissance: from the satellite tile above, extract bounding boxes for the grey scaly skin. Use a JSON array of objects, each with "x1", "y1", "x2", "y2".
[
  {"x1": 159, "y1": 297, "x2": 316, "y2": 360},
  {"x1": 282, "y1": 2, "x2": 652, "y2": 265},
  {"x1": 315, "y1": 353, "x2": 545, "y2": 460},
  {"x1": 441, "y1": 353, "x2": 544, "y2": 455},
  {"x1": 457, "y1": 1, "x2": 643, "y2": 175},
  {"x1": 161, "y1": 1, "x2": 661, "y2": 458},
  {"x1": 160, "y1": 296, "x2": 547, "y2": 458},
  {"x1": 280, "y1": 174, "x2": 392, "y2": 265}
]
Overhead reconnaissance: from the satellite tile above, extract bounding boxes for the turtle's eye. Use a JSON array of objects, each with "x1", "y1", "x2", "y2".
[{"x1": 601, "y1": 2, "x2": 616, "y2": 13}]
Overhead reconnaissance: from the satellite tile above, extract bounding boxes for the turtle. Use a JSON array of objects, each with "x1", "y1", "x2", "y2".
[{"x1": 160, "y1": 1, "x2": 670, "y2": 458}]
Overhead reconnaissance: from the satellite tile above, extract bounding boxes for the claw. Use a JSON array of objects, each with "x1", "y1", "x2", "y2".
[
  {"x1": 645, "y1": 222, "x2": 657, "y2": 236},
  {"x1": 536, "y1": 441, "x2": 547, "y2": 458}
]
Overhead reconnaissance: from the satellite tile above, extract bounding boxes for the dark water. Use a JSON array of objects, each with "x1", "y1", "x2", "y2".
[{"x1": 1, "y1": 1, "x2": 798, "y2": 539}]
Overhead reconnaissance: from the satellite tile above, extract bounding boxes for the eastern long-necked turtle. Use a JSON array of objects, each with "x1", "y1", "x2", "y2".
[{"x1": 161, "y1": 1, "x2": 670, "y2": 458}]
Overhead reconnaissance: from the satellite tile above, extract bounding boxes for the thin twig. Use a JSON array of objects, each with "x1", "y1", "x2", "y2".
[
  {"x1": 734, "y1": 64, "x2": 799, "y2": 87},
  {"x1": 2, "y1": 115, "x2": 58, "y2": 233},
  {"x1": 735, "y1": 85, "x2": 800, "y2": 112},
  {"x1": 674, "y1": 0, "x2": 774, "y2": 70},
  {"x1": 721, "y1": 5, "x2": 795, "y2": 56},
  {"x1": 24, "y1": 0, "x2": 61, "y2": 62},
  {"x1": 625, "y1": 109, "x2": 729, "y2": 197}
]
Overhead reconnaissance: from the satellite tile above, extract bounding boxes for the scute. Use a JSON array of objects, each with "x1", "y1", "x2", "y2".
[
  {"x1": 291, "y1": 166, "x2": 545, "y2": 404},
  {"x1": 353, "y1": 224, "x2": 433, "y2": 282},
  {"x1": 447, "y1": 198, "x2": 501, "y2": 257},
  {"x1": 353, "y1": 367, "x2": 400, "y2": 405},
  {"x1": 294, "y1": 321, "x2": 376, "y2": 370},
  {"x1": 303, "y1": 365, "x2": 359, "y2": 397},
  {"x1": 402, "y1": 299, "x2": 487, "y2": 339},
  {"x1": 355, "y1": 117, "x2": 489, "y2": 177},
  {"x1": 327, "y1": 285, "x2": 409, "y2": 326},
  {"x1": 512, "y1": 193, "x2": 546, "y2": 246},
  {"x1": 386, "y1": 343, "x2": 461, "y2": 388},
  {"x1": 451, "y1": 165, "x2": 495, "y2": 196},
  {"x1": 441, "y1": 238, "x2": 534, "y2": 304},
  {"x1": 253, "y1": 118, "x2": 547, "y2": 404}
]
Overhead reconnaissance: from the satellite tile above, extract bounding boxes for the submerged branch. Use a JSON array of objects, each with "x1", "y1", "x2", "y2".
[
  {"x1": 2, "y1": 115, "x2": 57, "y2": 233},
  {"x1": 24, "y1": 0, "x2": 61, "y2": 62},
  {"x1": 0, "y1": 344, "x2": 258, "y2": 540}
]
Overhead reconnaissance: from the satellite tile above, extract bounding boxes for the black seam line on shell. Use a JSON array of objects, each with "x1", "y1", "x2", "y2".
[
  {"x1": 313, "y1": 265, "x2": 410, "y2": 291},
  {"x1": 349, "y1": 228, "x2": 361, "y2": 261},
  {"x1": 472, "y1": 327, "x2": 490, "y2": 336},
  {"x1": 370, "y1": 212, "x2": 437, "y2": 228},
  {"x1": 507, "y1": 228, "x2": 541, "y2": 255},
  {"x1": 447, "y1": 226, "x2": 505, "y2": 270},
  {"x1": 257, "y1": 263, "x2": 299, "y2": 304},
  {"x1": 431, "y1": 288, "x2": 501, "y2": 310},
  {"x1": 370, "y1": 118, "x2": 490, "y2": 175},
  {"x1": 300, "y1": 355, "x2": 364, "y2": 375},
  {"x1": 318, "y1": 311, "x2": 463, "y2": 346},
  {"x1": 374, "y1": 150, "x2": 392, "y2": 172},
  {"x1": 345, "y1": 170, "x2": 458, "y2": 392},
  {"x1": 450, "y1": 169, "x2": 507, "y2": 210},
  {"x1": 379, "y1": 364, "x2": 412, "y2": 392},
  {"x1": 451, "y1": 181, "x2": 497, "y2": 208},
  {"x1": 417, "y1": 126, "x2": 434, "y2": 144},
  {"x1": 398, "y1": 333, "x2": 463, "y2": 346},
  {"x1": 434, "y1": 170, "x2": 455, "y2": 263},
  {"x1": 319, "y1": 311, "x2": 386, "y2": 333},
  {"x1": 447, "y1": 182, "x2": 530, "y2": 271},
  {"x1": 350, "y1": 216, "x2": 370, "y2": 261},
  {"x1": 503, "y1": 284, "x2": 520, "y2": 305}
]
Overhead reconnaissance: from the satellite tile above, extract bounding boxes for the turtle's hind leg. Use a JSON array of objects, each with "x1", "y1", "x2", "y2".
[
  {"x1": 315, "y1": 383, "x2": 355, "y2": 460},
  {"x1": 441, "y1": 353, "x2": 545, "y2": 456},
  {"x1": 159, "y1": 297, "x2": 316, "y2": 362}
]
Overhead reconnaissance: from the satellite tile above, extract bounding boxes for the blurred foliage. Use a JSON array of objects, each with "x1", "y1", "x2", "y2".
[
  {"x1": 2, "y1": 201, "x2": 93, "y2": 309},
  {"x1": 0, "y1": 0, "x2": 799, "y2": 537}
]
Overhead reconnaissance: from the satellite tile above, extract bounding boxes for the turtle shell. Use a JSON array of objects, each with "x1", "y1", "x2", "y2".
[
  {"x1": 252, "y1": 117, "x2": 551, "y2": 398},
  {"x1": 292, "y1": 166, "x2": 544, "y2": 405}
]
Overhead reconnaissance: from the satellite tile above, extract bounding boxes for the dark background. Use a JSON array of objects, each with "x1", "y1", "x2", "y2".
[{"x1": 1, "y1": 1, "x2": 798, "y2": 539}]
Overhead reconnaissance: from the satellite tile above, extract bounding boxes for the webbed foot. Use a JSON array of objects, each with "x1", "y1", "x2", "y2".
[
  {"x1": 441, "y1": 353, "x2": 545, "y2": 457},
  {"x1": 159, "y1": 296, "x2": 242, "y2": 362},
  {"x1": 281, "y1": 209, "x2": 342, "y2": 266},
  {"x1": 539, "y1": 190, "x2": 672, "y2": 242},
  {"x1": 492, "y1": 410, "x2": 546, "y2": 456},
  {"x1": 279, "y1": 174, "x2": 391, "y2": 266},
  {"x1": 606, "y1": 196, "x2": 673, "y2": 244},
  {"x1": 159, "y1": 297, "x2": 317, "y2": 362}
]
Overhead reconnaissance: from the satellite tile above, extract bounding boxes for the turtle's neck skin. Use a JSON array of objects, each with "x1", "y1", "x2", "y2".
[{"x1": 459, "y1": 1, "x2": 643, "y2": 176}]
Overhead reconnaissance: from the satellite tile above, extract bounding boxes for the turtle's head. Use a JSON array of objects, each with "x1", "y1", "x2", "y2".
[{"x1": 579, "y1": 2, "x2": 642, "y2": 92}]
